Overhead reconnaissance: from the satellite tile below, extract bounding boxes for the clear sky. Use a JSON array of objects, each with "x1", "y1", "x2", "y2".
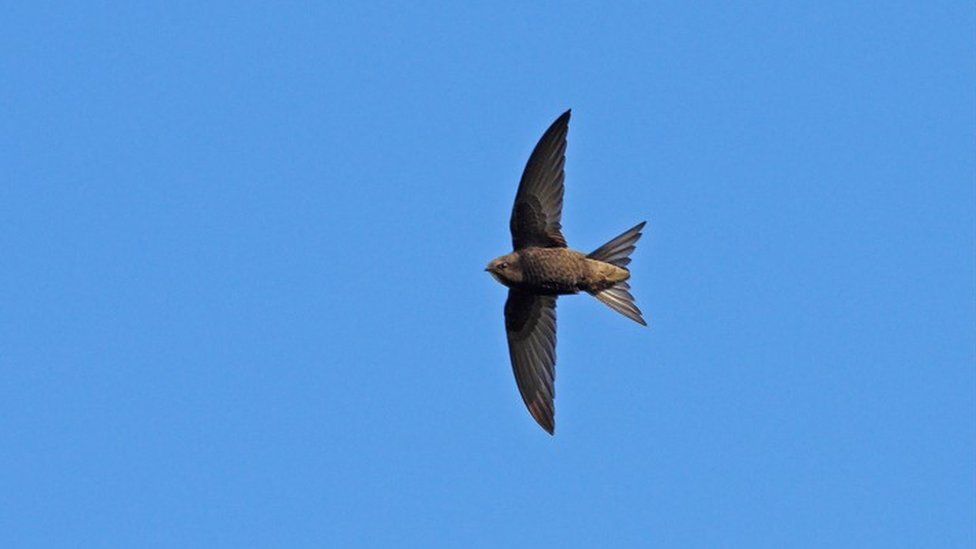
[{"x1": 2, "y1": 3, "x2": 973, "y2": 547}]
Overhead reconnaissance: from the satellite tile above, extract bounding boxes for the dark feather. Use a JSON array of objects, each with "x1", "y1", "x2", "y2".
[
  {"x1": 504, "y1": 289, "x2": 558, "y2": 434},
  {"x1": 591, "y1": 280, "x2": 647, "y2": 326},
  {"x1": 588, "y1": 222, "x2": 648, "y2": 325},
  {"x1": 510, "y1": 110, "x2": 571, "y2": 250},
  {"x1": 587, "y1": 221, "x2": 646, "y2": 268}
]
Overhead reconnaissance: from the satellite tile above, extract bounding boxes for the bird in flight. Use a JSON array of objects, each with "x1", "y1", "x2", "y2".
[{"x1": 486, "y1": 110, "x2": 648, "y2": 435}]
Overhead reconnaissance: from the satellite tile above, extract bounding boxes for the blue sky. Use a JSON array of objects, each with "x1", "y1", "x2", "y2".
[{"x1": 2, "y1": 2, "x2": 973, "y2": 547}]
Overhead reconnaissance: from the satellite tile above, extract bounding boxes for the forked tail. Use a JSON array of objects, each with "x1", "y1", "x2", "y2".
[{"x1": 587, "y1": 221, "x2": 647, "y2": 326}]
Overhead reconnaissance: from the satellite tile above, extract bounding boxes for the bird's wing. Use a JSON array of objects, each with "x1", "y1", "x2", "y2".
[
  {"x1": 510, "y1": 110, "x2": 570, "y2": 250},
  {"x1": 504, "y1": 289, "x2": 558, "y2": 434}
]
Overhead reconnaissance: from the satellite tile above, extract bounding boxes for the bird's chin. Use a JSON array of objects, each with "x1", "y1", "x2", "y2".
[{"x1": 489, "y1": 272, "x2": 506, "y2": 285}]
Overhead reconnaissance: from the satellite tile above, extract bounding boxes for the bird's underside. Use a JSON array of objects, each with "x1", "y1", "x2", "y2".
[
  {"x1": 507, "y1": 246, "x2": 631, "y2": 295},
  {"x1": 487, "y1": 109, "x2": 647, "y2": 435}
]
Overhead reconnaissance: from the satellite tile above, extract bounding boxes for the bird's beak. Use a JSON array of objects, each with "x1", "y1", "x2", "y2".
[{"x1": 484, "y1": 267, "x2": 491, "y2": 272}]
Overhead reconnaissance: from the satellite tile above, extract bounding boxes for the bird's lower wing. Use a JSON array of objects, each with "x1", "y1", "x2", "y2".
[{"x1": 504, "y1": 289, "x2": 558, "y2": 434}]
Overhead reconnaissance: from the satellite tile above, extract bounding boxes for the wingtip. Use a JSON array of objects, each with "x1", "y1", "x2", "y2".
[
  {"x1": 530, "y1": 416, "x2": 554, "y2": 435},
  {"x1": 534, "y1": 413, "x2": 555, "y2": 435}
]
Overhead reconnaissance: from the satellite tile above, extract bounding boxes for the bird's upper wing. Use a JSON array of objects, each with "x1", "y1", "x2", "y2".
[
  {"x1": 504, "y1": 289, "x2": 558, "y2": 434},
  {"x1": 510, "y1": 110, "x2": 570, "y2": 250}
]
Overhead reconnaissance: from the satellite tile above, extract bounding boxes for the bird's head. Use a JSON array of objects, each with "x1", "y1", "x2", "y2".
[{"x1": 485, "y1": 253, "x2": 523, "y2": 286}]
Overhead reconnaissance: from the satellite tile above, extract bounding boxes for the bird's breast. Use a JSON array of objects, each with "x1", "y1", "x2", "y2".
[{"x1": 517, "y1": 248, "x2": 588, "y2": 295}]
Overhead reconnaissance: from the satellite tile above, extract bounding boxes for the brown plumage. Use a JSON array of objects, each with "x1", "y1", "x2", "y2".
[{"x1": 486, "y1": 110, "x2": 648, "y2": 435}]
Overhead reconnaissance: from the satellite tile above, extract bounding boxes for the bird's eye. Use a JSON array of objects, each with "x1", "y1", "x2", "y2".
[{"x1": 499, "y1": 262, "x2": 508, "y2": 270}]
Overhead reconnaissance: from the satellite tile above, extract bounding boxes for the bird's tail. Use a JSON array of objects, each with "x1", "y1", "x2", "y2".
[{"x1": 587, "y1": 221, "x2": 647, "y2": 326}]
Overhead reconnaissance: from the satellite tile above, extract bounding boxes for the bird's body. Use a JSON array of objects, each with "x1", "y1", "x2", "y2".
[
  {"x1": 486, "y1": 109, "x2": 648, "y2": 435},
  {"x1": 488, "y1": 247, "x2": 630, "y2": 295}
]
